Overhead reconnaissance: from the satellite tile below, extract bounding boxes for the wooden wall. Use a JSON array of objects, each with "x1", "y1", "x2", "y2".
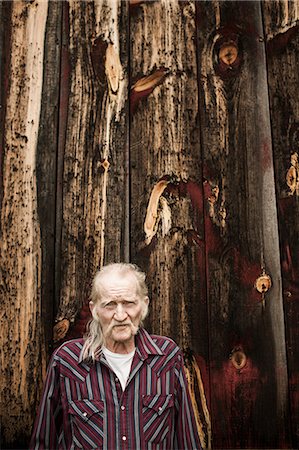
[{"x1": 0, "y1": 1, "x2": 298, "y2": 448}]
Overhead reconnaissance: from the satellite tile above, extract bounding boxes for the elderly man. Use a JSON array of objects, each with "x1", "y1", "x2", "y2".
[{"x1": 30, "y1": 263, "x2": 201, "y2": 449}]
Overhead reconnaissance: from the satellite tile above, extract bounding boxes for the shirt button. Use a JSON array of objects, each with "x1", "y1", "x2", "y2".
[
  {"x1": 83, "y1": 412, "x2": 87, "y2": 417},
  {"x1": 122, "y1": 436, "x2": 127, "y2": 441},
  {"x1": 121, "y1": 405, "x2": 125, "y2": 411},
  {"x1": 115, "y1": 377, "x2": 119, "y2": 382}
]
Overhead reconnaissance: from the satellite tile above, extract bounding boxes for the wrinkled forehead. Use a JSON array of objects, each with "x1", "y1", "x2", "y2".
[{"x1": 100, "y1": 271, "x2": 139, "y2": 299}]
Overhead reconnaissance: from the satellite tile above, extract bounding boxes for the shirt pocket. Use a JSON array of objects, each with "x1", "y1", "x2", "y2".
[
  {"x1": 68, "y1": 399, "x2": 105, "y2": 449},
  {"x1": 142, "y1": 394, "x2": 174, "y2": 445}
]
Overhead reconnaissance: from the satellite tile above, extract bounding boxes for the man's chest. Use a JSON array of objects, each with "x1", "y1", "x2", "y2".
[{"x1": 59, "y1": 359, "x2": 176, "y2": 449}]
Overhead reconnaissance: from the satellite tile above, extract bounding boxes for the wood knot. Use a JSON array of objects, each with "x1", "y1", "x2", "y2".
[
  {"x1": 286, "y1": 152, "x2": 299, "y2": 196},
  {"x1": 213, "y1": 28, "x2": 242, "y2": 79},
  {"x1": 106, "y1": 44, "x2": 121, "y2": 94},
  {"x1": 255, "y1": 273, "x2": 272, "y2": 294},
  {"x1": 100, "y1": 159, "x2": 110, "y2": 172},
  {"x1": 131, "y1": 68, "x2": 168, "y2": 112},
  {"x1": 219, "y1": 43, "x2": 238, "y2": 66},
  {"x1": 53, "y1": 319, "x2": 70, "y2": 342},
  {"x1": 230, "y1": 349, "x2": 247, "y2": 370}
]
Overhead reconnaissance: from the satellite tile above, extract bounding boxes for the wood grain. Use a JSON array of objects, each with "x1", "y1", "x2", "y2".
[
  {"x1": 0, "y1": 0, "x2": 48, "y2": 444},
  {"x1": 263, "y1": 1, "x2": 299, "y2": 446},
  {"x1": 55, "y1": 0, "x2": 129, "y2": 334},
  {"x1": 130, "y1": 1, "x2": 210, "y2": 447},
  {"x1": 197, "y1": 0, "x2": 289, "y2": 447}
]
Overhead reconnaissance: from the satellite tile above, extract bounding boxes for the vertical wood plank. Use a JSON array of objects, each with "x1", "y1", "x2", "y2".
[
  {"x1": 263, "y1": 2, "x2": 299, "y2": 446},
  {"x1": 130, "y1": 1, "x2": 211, "y2": 447},
  {"x1": 0, "y1": 1, "x2": 12, "y2": 202},
  {"x1": 0, "y1": 1, "x2": 48, "y2": 445},
  {"x1": 54, "y1": 0, "x2": 129, "y2": 341},
  {"x1": 197, "y1": 0, "x2": 289, "y2": 447},
  {"x1": 36, "y1": 0, "x2": 62, "y2": 357}
]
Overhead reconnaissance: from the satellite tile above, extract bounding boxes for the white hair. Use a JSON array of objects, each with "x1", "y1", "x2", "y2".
[{"x1": 81, "y1": 263, "x2": 149, "y2": 361}]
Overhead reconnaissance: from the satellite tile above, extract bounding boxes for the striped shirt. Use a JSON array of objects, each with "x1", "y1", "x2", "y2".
[{"x1": 30, "y1": 328, "x2": 201, "y2": 450}]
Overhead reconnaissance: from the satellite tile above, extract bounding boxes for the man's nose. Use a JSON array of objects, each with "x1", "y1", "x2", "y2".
[{"x1": 114, "y1": 304, "x2": 128, "y2": 321}]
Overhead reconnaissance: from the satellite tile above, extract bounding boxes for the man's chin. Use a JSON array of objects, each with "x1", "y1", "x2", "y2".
[{"x1": 110, "y1": 325, "x2": 139, "y2": 340}]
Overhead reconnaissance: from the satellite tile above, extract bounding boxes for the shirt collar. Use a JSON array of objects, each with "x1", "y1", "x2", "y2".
[
  {"x1": 135, "y1": 328, "x2": 164, "y2": 360},
  {"x1": 79, "y1": 327, "x2": 164, "y2": 364}
]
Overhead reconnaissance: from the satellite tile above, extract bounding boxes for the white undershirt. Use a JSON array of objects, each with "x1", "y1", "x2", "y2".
[{"x1": 102, "y1": 347, "x2": 135, "y2": 391}]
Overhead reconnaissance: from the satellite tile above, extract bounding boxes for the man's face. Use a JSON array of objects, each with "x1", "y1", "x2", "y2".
[{"x1": 90, "y1": 271, "x2": 148, "y2": 352}]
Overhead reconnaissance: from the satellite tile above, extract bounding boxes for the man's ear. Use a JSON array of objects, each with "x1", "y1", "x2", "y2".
[
  {"x1": 141, "y1": 297, "x2": 150, "y2": 321},
  {"x1": 89, "y1": 301, "x2": 95, "y2": 312}
]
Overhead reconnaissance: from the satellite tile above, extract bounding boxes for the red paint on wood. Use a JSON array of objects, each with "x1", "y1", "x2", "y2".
[
  {"x1": 65, "y1": 301, "x2": 91, "y2": 341},
  {"x1": 130, "y1": 86, "x2": 153, "y2": 113},
  {"x1": 211, "y1": 356, "x2": 263, "y2": 448},
  {"x1": 277, "y1": 195, "x2": 299, "y2": 446},
  {"x1": 261, "y1": 141, "x2": 273, "y2": 170},
  {"x1": 165, "y1": 178, "x2": 263, "y2": 312},
  {"x1": 278, "y1": 197, "x2": 299, "y2": 295}
]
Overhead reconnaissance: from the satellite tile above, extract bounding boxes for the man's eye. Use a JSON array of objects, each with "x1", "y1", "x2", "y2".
[{"x1": 105, "y1": 302, "x2": 116, "y2": 308}]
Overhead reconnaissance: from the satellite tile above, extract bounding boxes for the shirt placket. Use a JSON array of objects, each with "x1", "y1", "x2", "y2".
[
  {"x1": 110, "y1": 367, "x2": 130, "y2": 450},
  {"x1": 119, "y1": 389, "x2": 129, "y2": 450},
  {"x1": 118, "y1": 355, "x2": 145, "y2": 450}
]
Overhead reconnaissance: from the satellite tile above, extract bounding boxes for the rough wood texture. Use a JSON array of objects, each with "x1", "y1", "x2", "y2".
[
  {"x1": 1, "y1": 1, "x2": 298, "y2": 448},
  {"x1": 55, "y1": 0, "x2": 129, "y2": 337},
  {"x1": 263, "y1": 1, "x2": 299, "y2": 446},
  {"x1": 130, "y1": 1, "x2": 211, "y2": 447},
  {"x1": 36, "y1": 0, "x2": 62, "y2": 357},
  {"x1": 262, "y1": 0, "x2": 299, "y2": 39},
  {"x1": 0, "y1": 1, "x2": 48, "y2": 444},
  {"x1": 197, "y1": 1, "x2": 289, "y2": 447}
]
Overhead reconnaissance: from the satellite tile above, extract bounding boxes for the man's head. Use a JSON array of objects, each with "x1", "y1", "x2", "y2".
[{"x1": 82, "y1": 263, "x2": 149, "y2": 359}]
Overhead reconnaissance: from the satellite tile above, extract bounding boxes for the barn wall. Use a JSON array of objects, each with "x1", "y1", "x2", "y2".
[{"x1": 0, "y1": 1, "x2": 298, "y2": 448}]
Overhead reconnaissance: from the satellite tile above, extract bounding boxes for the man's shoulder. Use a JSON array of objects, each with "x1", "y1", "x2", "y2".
[
  {"x1": 150, "y1": 334, "x2": 177, "y2": 346},
  {"x1": 52, "y1": 338, "x2": 84, "y2": 361},
  {"x1": 149, "y1": 333, "x2": 181, "y2": 355}
]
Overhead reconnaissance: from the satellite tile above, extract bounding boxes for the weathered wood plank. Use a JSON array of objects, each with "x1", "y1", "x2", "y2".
[
  {"x1": 263, "y1": 2, "x2": 299, "y2": 446},
  {"x1": 54, "y1": 0, "x2": 129, "y2": 341},
  {"x1": 36, "y1": 0, "x2": 62, "y2": 357},
  {"x1": 0, "y1": 1, "x2": 12, "y2": 203},
  {"x1": 197, "y1": 0, "x2": 290, "y2": 447},
  {"x1": 0, "y1": 1, "x2": 48, "y2": 445},
  {"x1": 130, "y1": 1, "x2": 211, "y2": 447}
]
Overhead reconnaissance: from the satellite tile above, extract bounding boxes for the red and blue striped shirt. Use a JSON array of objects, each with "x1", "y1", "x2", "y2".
[{"x1": 30, "y1": 328, "x2": 201, "y2": 449}]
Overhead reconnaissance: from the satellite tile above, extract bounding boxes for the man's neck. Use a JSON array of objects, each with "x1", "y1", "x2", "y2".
[{"x1": 104, "y1": 338, "x2": 136, "y2": 354}]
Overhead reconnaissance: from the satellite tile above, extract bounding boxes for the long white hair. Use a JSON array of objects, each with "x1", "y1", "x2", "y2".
[{"x1": 81, "y1": 263, "x2": 149, "y2": 361}]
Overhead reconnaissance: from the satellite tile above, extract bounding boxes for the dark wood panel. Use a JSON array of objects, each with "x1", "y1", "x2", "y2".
[
  {"x1": 196, "y1": 1, "x2": 290, "y2": 447},
  {"x1": 129, "y1": 1, "x2": 211, "y2": 447},
  {"x1": 263, "y1": 1, "x2": 299, "y2": 446},
  {"x1": 36, "y1": 0, "x2": 62, "y2": 358}
]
